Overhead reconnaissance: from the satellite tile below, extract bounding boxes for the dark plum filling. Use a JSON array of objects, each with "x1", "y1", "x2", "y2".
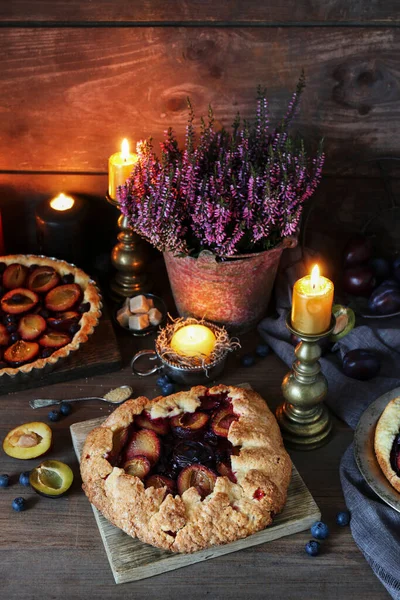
[
  {"x1": 390, "y1": 433, "x2": 400, "y2": 476},
  {"x1": 116, "y1": 391, "x2": 239, "y2": 487}
]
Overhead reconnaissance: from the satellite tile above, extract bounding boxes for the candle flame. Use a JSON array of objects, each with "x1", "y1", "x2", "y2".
[
  {"x1": 121, "y1": 138, "x2": 130, "y2": 160},
  {"x1": 311, "y1": 264, "x2": 320, "y2": 289},
  {"x1": 50, "y1": 193, "x2": 75, "y2": 211}
]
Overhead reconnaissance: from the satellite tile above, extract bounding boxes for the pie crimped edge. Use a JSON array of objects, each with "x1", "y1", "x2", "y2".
[
  {"x1": 374, "y1": 396, "x2": 400, "y2": 493},
  {"x1": 0, "y1": 254, "x2": 102, "y2": 378},
  {"x1": 81, "y1": 384, "x2": 292, "y2": 554}
]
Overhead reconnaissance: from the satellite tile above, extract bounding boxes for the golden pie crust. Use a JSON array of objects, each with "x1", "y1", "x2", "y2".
[
  {"x1": 0, "y1": 254, "x2": 102, "y2": 377},
  {"x1": 81, "y1": 384, "x2": 292, "y2": 553},
  {"x1": 374, "y1": 397, "x2": 400, "y2": 493}
]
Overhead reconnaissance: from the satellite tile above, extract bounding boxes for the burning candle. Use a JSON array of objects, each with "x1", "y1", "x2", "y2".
[
  {"x1": 108, "y1": 138, "x2": 137, "y2": 201},
  {"x1": 171, "y1": 324, "x2": 216, "y2": 358},
  {"x1": 35, "y1": 193, "x2": 87, "y2": 265},
  {"x1": 291, "y1": 265, "x2": 334, "y2": 334}
]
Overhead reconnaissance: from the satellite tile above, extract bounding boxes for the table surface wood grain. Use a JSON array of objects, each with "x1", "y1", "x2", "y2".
[{"x1": 0, "y1": 327, "x2": 390, "y2": 600}]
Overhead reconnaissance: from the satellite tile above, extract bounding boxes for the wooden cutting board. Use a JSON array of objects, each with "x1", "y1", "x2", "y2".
[{"x1": 71, "y1": 406, "x2": 320, "y2": 584}]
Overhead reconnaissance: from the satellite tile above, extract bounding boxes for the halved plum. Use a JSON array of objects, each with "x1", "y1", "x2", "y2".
[
  {"x1": 0, "y1": 323, "x2": 10, "y2": 346},
  {"x1": 3, "y1": 421, "x2": 52, "y2": 459},
  {"x1": 124, "y1": 429, "x2": 160, "y2": 465},
  {"x1": 123, "y1": 456, "x2": 151, "y2": 479},
  {"x1": 4, "y1": 340, "x2": 39, "y2": 366},
  {"x1": 211, "y1": 407, "x2": 238, "y2": 438},
  {"x1": 46, "y1": 311, "x2": 80, "y2": 333},
  {"x1": 29, "y1": 459, "x2": 73, "y2": 498},
  {"x1": 39, "y1": 331, "x2": 71, "y2": 349},
  {"x1": 27, "y1": 266, "x2": 60, "y2": 294},
  {"x1": 18, "y1": 314, "x2": 47, "y2": 341},
  {"x1": 1, "y1": 288, "x2": 39, "y2": 315},
  {"x1": 45, "y1": 284, "x2": 82, "y2": 312},
  {"x1": 170, "y1": 411, "x2": 209, "y2": 436},
  {"x1": 177, "y1": 464, "x2": 217, "y2": 498},
  {"x1": 3, "y1": 263, "x2": 28, "y2": 289},
  {"x1": 135, "y1": 411, "x2": 170, "y2": 435},
  {"x1": 145, "y1": 474, "x2": 176, "y2": 495}
]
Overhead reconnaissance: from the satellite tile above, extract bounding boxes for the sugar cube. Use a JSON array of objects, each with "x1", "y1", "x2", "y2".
[
  {"x1": 129, "y1": 313, "x2": 150, "y2": 331},
  {"x1": 116, "y1": 305, "x2": 131, "y2": 328},
  {"x1": 129, "y1": 295, "x2": 150, "y2": 314},
  {"x1": 148, "y1": 307, "x2": 162, "y2": 326}
]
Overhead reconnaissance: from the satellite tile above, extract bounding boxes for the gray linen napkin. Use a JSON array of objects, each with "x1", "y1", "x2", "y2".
[{"x1": 258, "y1": 249, "x2": 400, "y2": 599}]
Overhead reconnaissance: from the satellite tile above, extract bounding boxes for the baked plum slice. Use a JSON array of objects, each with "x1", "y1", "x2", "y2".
[
  {"x1": 3, "y1": 263, "x2": 28, "y2": 289},
  {"x1": 145, "y1": 474, "x2": 176, "y2": 495},
  {"x1": 0, "y1": 323, "x2": 10, "y2": 346},
  {"x1": 124, "y1": 429, "x2": 160, "y2": 465},
  {"x1": 123, "y1": 456, "x2": 151, "y2": 479},
  {"x1": 3, "y1": 421, "x2": 52, "y2": 459},
  {"x1": 211, "y1": 406, "x2": 238, "y2": 438},
  {"x1": 104, "y1": 427, "x2": 130, "y2": 465},
  {"x1": 390, "y1": 433, "x2": 400, "y2": 476},
  {"x1": 27, "y1": 266, "x2": 60, "y2": 294},
  {"x1": 172, "y1": 440, "x2": 215, "y2": 469},
  {"x1": 4, "y1": 340, "x2": 39, "y2": 366},
  {"x1": 1, "y1": 288, "x2": 39, "y2": 315},
  {"x1": 18, "y1": 314, "x2": 47, "y2": 341},
  {"x1": 199, "y1": 391, "x2": 231, "y2": 410},
  {"x1": 39, "y1": 331, "x2": 71, "y2": 349},
  {"x1": 177, "y1": 464, "x2": 217, "y2": 498},
  {"x1": 29, "y1": 459, "x2": 73, "y2": 498},
  {"x1": 216, "y1": 461, "x2": 237, "y2": 483},
  {"x1": 46, "y1": 311, "x2": 80, "y2": 333},
  {"x1": 170, "y1": 411, "x2": 209, "y2": 437},
  {"x1": 45, "y1": 284, "x2": 82, "y2": 312},
  {"x1": 135, "y1": 411, "x2": 170, "y2": 435}
]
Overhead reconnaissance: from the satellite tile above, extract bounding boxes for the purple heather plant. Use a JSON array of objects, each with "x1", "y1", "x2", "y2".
[{"x1": 118, "y1": 72, "x2": 324, "y2": 258}]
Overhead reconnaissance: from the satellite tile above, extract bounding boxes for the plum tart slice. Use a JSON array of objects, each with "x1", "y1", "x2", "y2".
[
  {"x1": 0, "y1": 255, "x2": 102, "y2": 377},
  {"x1": 81, "y1": 384, "x2": 292, "y2": 554}
]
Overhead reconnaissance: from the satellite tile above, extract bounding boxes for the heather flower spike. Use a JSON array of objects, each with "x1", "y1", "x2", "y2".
[{"x1": 118, "y1": 73, "x2": 324, "y2": 258}]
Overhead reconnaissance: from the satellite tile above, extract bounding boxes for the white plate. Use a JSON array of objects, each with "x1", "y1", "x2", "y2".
[{"x1": 354, "y1": 386, "x2": 400, "y2": 513}]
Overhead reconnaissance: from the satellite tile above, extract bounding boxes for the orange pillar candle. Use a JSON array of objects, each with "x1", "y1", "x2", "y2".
[
  {"x1": 108, "y1": 138, "x2": 137, "y2": 201},
  {"x1": 291, "y1": 265, "x2": 334, "y2": 334}
]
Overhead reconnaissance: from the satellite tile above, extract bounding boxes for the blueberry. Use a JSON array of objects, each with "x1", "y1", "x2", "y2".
[
  {"x1": 39, "y1": 309, "x2": 50, "y2": 319},
  {"x1": 4, "y1": 314, "x2": 16, "y2": 324},
  {"x1": 255, "y1": 343, "x2": 270, "y2": 358},
  {"x1": 61, "y1": 274, "x2": 74, "y2": 284},
  {"x1": 12, "y1": 497, "x2": 26, "y2": 512},
  {"x1": 19, "y1": 471, "x2": 31, "y2": 487},
  {"x1": 9, "y1": 332, "x2": 20, "y2": 344},
  {"x1": 311, "y1": 521, "x2": 329, "y2": 540},
  {"x1": 156, "y1": 374, "x2": 171, "y2": 388},
  {"x1": 305, "y1": 540, "x2": 320, "y2": 556},
  {"x1": 240, "y1": 353, "x2": 255, "y2": 367},
  {"x1": 6, "y1": 323, "x2": 17, "y2": 334},
  {"x1": 60, "y1": 402, "x2": 72, "y2": 416},
  {"x1": 48, "y1": 409, "x2": 60, "y2": 422},
  {"x1": 69, "y1": 323, "x2": 81, "y2": 336},
  {"x1": 0, "y1": 474, "x2": 10, "y2": 487},
  {"x1": 161, "y1": 382, "x2": 176, "y2": 396},
  {"x1": 336, "y1": 510, "x2": 351, "y2": 527},
  {"x1": 78, "y1": 302, "x2": 90, "y2": 314}
]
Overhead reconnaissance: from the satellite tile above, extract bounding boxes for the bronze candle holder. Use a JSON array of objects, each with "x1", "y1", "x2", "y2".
[
  {"x1": 275, "y1": 314, "x2": 336, "y2": 450},
  {"x1": 106, "y1": 193, "x2": 150, "y2": 300}
]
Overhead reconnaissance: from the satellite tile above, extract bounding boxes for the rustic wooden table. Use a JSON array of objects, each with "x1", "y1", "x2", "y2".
[{"x1": 0, "y1": 328, "x2": 389, "y2": 600}]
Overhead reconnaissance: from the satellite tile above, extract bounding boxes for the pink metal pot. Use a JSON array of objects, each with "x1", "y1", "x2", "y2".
[{"x1": 164, "y1": 237, "x2": 297, "y2": 334}]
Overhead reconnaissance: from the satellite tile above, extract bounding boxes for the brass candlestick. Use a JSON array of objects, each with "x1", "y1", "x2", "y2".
[
  {"x1": 275, "y1": 314, "x2": 336, "y2": 450},
  {"x1": 106, "y1": 193, "x2": 150, "y2": 300}
]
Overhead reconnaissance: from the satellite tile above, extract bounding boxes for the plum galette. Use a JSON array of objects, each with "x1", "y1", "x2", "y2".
[
  {"x1": 0, "y1": 255, "x2": 101, "y2": 376},
  {"x1": 80, "y1": 384, "x2": 292, "y2": 553},
  {"x1": 374, "y1": 397, "x2": 400, "y2": 494}
]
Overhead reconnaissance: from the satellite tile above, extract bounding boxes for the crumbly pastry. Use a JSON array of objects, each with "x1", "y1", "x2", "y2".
[
  {"x1": 0, "y1": 254, "x2": 102, "y2": 377},
  {"x1": 374, "y1": 397, "x2": 400, "y2": 493},
  {"x1": 81, "y1": 384, "x2": 292, "y2": 553}
]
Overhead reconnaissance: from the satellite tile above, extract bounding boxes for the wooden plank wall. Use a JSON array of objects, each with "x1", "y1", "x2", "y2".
[{"x1": 1, "y1": 1, "x2": 399, "y2": 266}]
